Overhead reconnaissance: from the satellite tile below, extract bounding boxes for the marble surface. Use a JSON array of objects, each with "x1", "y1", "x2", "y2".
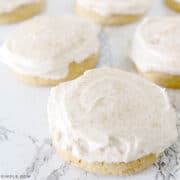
[{"x1": 0, "y1": 0, "x2": 180, "y2": 180}]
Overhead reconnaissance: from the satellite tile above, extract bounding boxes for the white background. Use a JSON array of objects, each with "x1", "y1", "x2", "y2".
[{"x1": 0, "y1": 0, "x2": 180, "y2": 180}]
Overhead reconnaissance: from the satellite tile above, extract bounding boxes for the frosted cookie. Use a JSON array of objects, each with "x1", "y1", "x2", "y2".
[
  {"x1": 48, "y1": 68, "x2": 177, "y2": 176},
  {"x1": 0, "y1": 16, "x2": 99, "y2": 86},
  {"x1": 0, "y1": 0, "x2": 45, "y2": 24},
  {"x1": 130, "y1": 17, "x2": 180, "y2": 88},
  {"x1": 165, "y1": 0, "x2": 180, "y2": 12},
  {"x1": 75, "y1": 0, "x2": 152, "y2": 25}
]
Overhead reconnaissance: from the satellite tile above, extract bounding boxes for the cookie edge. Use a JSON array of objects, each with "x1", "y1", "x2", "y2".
[
  {"x1": 75, "y1": 2, "x2": 143, "y2": 25},
  {"x1": 13, "y1": 53, "x2": 98, "y2": 86},
  {"x1": 0, "y1": 0, "x2": 46, "y2": 24}
]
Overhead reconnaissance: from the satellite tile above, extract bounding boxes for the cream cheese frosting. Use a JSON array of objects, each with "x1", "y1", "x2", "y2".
[
  {"x1": 76, "y1": 0, "x2": 152, "y2": 16},
  {"x1": 0, "y1": 0, "x2": 41, "y2": 13},
  {"x1": 0, "y1": 16, "x2": 99, "y2": 79},
  {"x1": 130, "y1": 17, "x2": 180, "y2": 75},
  {"x1": 48, "y1": 68, "x2": 178, "y2": 163}
]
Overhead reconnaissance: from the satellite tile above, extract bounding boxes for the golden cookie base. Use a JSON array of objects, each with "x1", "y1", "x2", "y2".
[
  {"x1": 0, "y1": 0, "x2": 45, "y2": 24},
  {"x1": 13, "y1": 53, "x2": 98, "y2": 86},
  {"x1": 56, "y1": 148, "x2": 157, "y2": 176},
  {"x1": 75, "y1": 3, "x2": 142, "y2": 25},
  {"x1": 136, "y1": 67, "x2": 180, "y2": 89},
  {"x1": 165, "y1": 0, "x2": 180, "y2": 12}
]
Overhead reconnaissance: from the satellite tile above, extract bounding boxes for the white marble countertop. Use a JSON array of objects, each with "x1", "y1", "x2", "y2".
[{"x1": 0, "y1": 0, "x2": 180, "y2": 180}]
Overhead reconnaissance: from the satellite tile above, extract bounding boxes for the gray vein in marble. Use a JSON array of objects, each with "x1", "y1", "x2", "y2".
[
  {"x1": 79, "y1": 172, "x2": 88, "y2": 180},
  {"x1": 154, "y1": 115, "x2": 180, "y2": 180},
  {"x1": 28, "y1": 135, "x2": 38, "y2": 145},
  {"x1": 0, "y1": 126, "x2": 14, "y2": 142},
  {"x1": 28, "y1": 135, "x2": 39, "y2": 150},
  {"x1": 97, "y1": 28, "x2": 113, "y2": 68},
  {"x1": 24, "y1": 139, "x2": 54, "y2": 180},
  {"x1": 46, "y1": 162, "x2": 69, "y2": 180}
]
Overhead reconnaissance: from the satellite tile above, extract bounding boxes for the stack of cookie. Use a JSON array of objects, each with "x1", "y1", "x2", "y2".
[{"x1": 0, "y1": 0, "x2": 179, "y2": 177}]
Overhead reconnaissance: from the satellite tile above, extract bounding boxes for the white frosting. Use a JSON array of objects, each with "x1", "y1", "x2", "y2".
[
  {"x1": 0, "y1": 16, "x2": 99, "y2": 79},
  {"x1": 48, "y1": 68, "x2": 178, "y2": 163},
  {"x1": 0, "y1": 0, "x2": 41, "y2": 13},
  {"x1": 174, "y1": 0, "x2": 180, "y2": 3},
  {"x1": 131, "y1": 17, "x2": 180, "y2": 75},
  {"x1": 77, "y1": 0, "x2": 152, "y2": 16}
]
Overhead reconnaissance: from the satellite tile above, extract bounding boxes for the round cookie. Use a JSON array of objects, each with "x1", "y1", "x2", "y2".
[
  {"x1": 48, "y1": 68, "x2": 177, "y2": 175},
  {"x1": 13, "y1": 54, "x2": 98, "y2": 86},
  {"x1": 56, "y1": 147, "x2": 158, "y2": 176},
  {"x1": 135, "y1": 69, "x2": 180, "y2": 89},
  {"x1": 130, "y1": 17, "x2": 180, "y2": 88},
  {"x1": 165, "y1": 0, "x2": 180, "y2": 12},
  {"x1": 0, "y1": 16, "x2": 100, "y2": 86},
  {"x1": 75, "y1": 0, "x2": 152, "y2": 25},
  {"x1": 0, "y1": 0, "x2": 45, "y2": 24}
]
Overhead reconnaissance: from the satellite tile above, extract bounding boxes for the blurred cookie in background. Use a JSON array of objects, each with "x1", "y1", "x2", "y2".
[
  {"x1": 130, "y1": 17, "x2": 180, "y2": 88},
  {"x1": 75, "y1": 0, "x2": 152, "y2": 25},
  {"x1": 0, "y1": 0, "x2": 46, "y2": 24},
  {"x1": 165, "y1": 0, "x2": 180, "y2": 12},
  {"x1": 0, "y1": 16, "x2": 100, "y2": 86}
]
